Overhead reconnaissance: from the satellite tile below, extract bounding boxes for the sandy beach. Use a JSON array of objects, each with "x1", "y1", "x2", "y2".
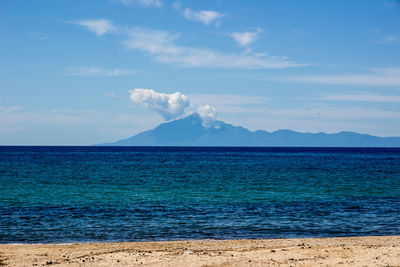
[{"x1": 0, "y1": 236, "x2": 399, "y2": 266}]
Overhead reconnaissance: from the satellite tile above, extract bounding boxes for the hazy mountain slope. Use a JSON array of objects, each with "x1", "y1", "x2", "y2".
[{"x1": 97, "y1": 113, "x2": 400, "y2": 147}]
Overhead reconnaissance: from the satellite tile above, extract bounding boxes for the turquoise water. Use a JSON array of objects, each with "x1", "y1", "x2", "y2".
[{"x1": 1, "y1": 146, "x2": 400, "y2": 243}]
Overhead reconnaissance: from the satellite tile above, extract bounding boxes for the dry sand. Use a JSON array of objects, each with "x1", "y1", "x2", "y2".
[{"x1": 1, "y1": 236, "x2": 400, "y2": 266}]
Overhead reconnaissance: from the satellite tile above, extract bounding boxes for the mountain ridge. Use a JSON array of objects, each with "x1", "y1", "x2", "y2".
[{"x1": 97, "y1": 113, "x2": 400, "y2": 147}]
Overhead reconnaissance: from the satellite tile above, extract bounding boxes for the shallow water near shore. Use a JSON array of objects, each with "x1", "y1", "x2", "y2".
[{"x1": 1, "y1": 146, "x2": 400, "y2": 243}]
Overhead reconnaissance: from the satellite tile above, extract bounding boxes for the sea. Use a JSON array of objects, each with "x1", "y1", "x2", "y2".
[{"x1": 0, "y1": 146, "x2": 399, "y2": 243}]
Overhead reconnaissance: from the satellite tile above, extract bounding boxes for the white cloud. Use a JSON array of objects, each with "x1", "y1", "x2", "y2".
[
  {"x1": 71, "y1": 19, "x2": 305, "y2": 69},
  {"x1": 230, "y1": 28, "x2": 262, "y2": 47},
  {"x1": 26, "y1": 32, "x2": 49, "y2": 40},
  {"x1": 65, "y1": 67, "x2": 136, "y2": 76},
  {"x1": 73, "y1": 19, "x2": 116, "y2": 36},
  {"x1": 104, "y1": 92, "x2": 117, "y2": 98},
  {"x1": 124, "y1": 28, "x2": 181, "y2": 55},
  {"x1": 263, "y1": 106, "x2": 400, "y2": 120},
  {"x1": 172, "y1": 1, "x2": 182, "y2": 10},
  {"x1": 193, "y1": 95, "x2": 400, "y2": 121},
  {"x1": 183, "y1": 8, "x2": 224, "y2": 25},
  {"x1": 377, "y1": 35, "x2": 400, "y2": 45},
  {"x1": 197, "y1": 105, "x2": 217, "y2": 127},
  {"x1": 281, "y1": 67, "x2": 400, "y2": 86},
  {"x1": 0, "y1": 106, "x2": 24, "y2": 113},
  {"x1": 190, "y1": 94, "x2": 400, "y2": 122},
  {"x1": 321, "y1": 94, "x2": 400, "y2": 102},
  {"x1": 215, "y1": 104, "x2": 400, "y2": 127},
  {"x1": 123, "y1": 27, "x2": 304, "y2": 69},
  {"x1": 129, "y1": 88, "x2": 192, "y2": 121},
  {"x1": 128, "y1": 89, "x2": 221, "y2": 124},
  {"x1": 191, "y1": 94, "x2": 269, "y2": 107},
  {"x1": 384, "y1": 0, "x2": 400, "y2": 8},
  {"x1": 117, "y1": 0, "x2": 163, "y2": 7},
  {"x1": 190, "y1": 94, "x2": 269, "y2": 115}
]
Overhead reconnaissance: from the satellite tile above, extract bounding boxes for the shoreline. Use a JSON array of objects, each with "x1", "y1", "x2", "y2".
[
  {"x1": 1, "y1": 236, "x2": 400, "y2": 266},
  {"x1": 0, "y1": 234, "x2": 397, "y2": 246}
]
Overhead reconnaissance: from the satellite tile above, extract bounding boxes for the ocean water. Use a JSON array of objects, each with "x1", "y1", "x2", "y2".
[{"x1": 0, "y1": 146, "x2": 400, "y2": 243}]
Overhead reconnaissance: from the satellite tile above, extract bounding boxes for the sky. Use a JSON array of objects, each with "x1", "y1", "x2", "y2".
[{"x1": 1, "y1": 0, "x2": 400, "y2": 145}]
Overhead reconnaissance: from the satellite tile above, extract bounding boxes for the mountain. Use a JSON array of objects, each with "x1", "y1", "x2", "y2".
[{"x1": 97, "y1": 113, "x2": 400, "y2": 147}]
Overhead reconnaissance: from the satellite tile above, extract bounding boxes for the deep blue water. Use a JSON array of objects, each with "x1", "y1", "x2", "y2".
[{"x1": 0, "y1": 146, "x2": 400, "y2": 243}]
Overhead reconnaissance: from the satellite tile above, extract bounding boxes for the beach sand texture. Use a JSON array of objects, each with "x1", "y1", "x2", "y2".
[{"x1": 1, "y1": 236, "x2": 400, "y2": 266}]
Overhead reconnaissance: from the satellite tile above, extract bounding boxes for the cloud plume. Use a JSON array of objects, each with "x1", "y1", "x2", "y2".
[
  {"x1": 129, "y1": 89, "x2": 192, "y2": 121},
  {"x1": 197, "y1": 104, "x2": 217, "y2": 126},
  {"x1": 128, "y1": 89, "x2": 217, "y2": 123}
]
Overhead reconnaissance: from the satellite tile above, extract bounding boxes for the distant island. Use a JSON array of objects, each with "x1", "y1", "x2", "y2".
[{"x1": 97, "y1": 113, "x2": 400, "y2": 147}]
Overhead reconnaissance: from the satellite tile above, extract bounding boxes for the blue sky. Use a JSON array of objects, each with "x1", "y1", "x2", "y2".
[{"x1": 1, "y1": 0, "x2": 400, "y2": 145}]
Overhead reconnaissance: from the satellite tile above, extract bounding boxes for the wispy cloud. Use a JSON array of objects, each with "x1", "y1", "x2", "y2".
[
  {"x1": 384, "y1": 0, "x2": 400, "y2": 9},
  {"x1": 122, "y1": 27, "x2": 304, "y2": 69},
  {"x1": 191, "y1": 95, "x2": 400, "y2": 120},
  {"x1": 377, "y1": 35, "x2": 400, "y2": 45},
  {"x1": 116, "y1": 0, "x2": 163, "y2": 8},
  {"x1": 372, "y1": 27, "x2": 400, "y2": 45},
  {"x1": 183, "y1": 8, "x2": 224, "y2": 25},
  {"x1": 26, "y1": 32, "x2": 49, "y2": 40},
  {"x1": 72, "y1": 19, "x2": 117, "y2": 36},
  {"x1": 65, "y1": 67, "x2": 136, "y2": 76},
  {"x1": 291, "y1": 29, "x2": 315, "y2": 39},
  {"x1": 0, "y1": 106, "x2": 24, "y2": 113},
  {"x1": 71, "y1": 19, "x2": 305, "y2": 69},
  {"x1": 280, "y1": 67, "x2": 400, "y2": 86},
  {"x1": 230, "y1": 28, "x2": 262, "y2": 47},
  {"x1": 320, "y1": 94, "x2": 400, "y2": 103},
  {"x1": 172, "y1": 1, "x2": 182, "y2": 10},
  {"x1": 0, "y1": 107, "x2": 95, "y2": 125},
  {"x1": 191, "y1": 94, "x2": 269, "y2": 107},
  {"x1": 104, "y1": 92, "x2": 117, "y2": 98},
  {"x1": 265, "y1": 106, "x2": 400, "y2": 120},
  {"x1": 190, "y1": 94, "x2": 269, "y2": 115},
  {"x1": 0, "y1": 106, "x2": 162, "y2": 145}
]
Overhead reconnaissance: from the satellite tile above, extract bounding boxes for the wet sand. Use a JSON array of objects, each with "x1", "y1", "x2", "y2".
[{"x1": 1, "y1": 236, "x2": 400, "y2": 266}]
